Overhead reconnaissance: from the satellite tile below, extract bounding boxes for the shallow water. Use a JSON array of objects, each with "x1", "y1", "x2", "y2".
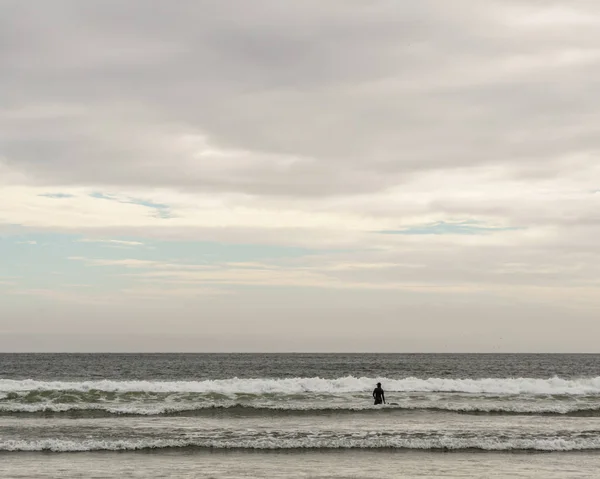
[
  {"x1": 2, "y1": 450, "x2": 599, "y2": 478},
  {"x1": 1, "y1": 354, "x2": 600, "y2": 476}
]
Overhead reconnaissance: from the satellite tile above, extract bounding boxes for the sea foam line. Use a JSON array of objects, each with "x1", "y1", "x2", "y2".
[
  {"x1": 2, "y1": 377, "x2": 600, "y2": 395},
  {"x1": 3, "y1": 436, "x2": 600, "y2": 452},
  {"x1": 2, "y1": 402, "x2": 600, "y2": 416}
]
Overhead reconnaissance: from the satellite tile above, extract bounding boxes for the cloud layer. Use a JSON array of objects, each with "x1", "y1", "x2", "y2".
[{"x1": 1, "y1": 0, "x2": 599, "y2": 351}]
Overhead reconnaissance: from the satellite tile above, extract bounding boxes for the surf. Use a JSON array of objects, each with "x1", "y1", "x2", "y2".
[{"x1": 3, "y1": 376, "x2": 600, "y2": 395}]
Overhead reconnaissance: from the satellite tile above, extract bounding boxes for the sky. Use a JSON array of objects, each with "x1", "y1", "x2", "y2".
[{"x1": 1, "y1": 0, "x2": 599, "y2": 352}]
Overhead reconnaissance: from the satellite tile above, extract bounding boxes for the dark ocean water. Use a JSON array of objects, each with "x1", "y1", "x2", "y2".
[
  {"x1": 2, "y1": 354, "x2": 600, "y2": 478},
  {"x1": 3, "y1": 353, "x2": 598, "y2": 380}
]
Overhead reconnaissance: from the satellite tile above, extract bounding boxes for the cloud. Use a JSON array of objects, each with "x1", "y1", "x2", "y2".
[
  {"x1": 89, "y1": 192, "x2": 173, "y2": 219},
  {"x1": 119, "y1": 286, "x2": 229, "y2": 298},
  {"x1": 68, "y1": 257, "x2": 158, "y2": 268},
  {"x1": 38, "y1": 193, "x2": 75, "y2": 199},
  {"x1": 380, "y1": 221, "x2": 521, "y2": 236},
  {"x1": 78, "y1": 239, "x2": 145, "y2": 246},
  {"x1": 1, "y1": 0, "x2": 599, "y2": 197},
  {"x1": 2, "y1": 0, "x2": 600, "y2": 350},
  {"x1": 64, "y1": 251, "x2": 600, "y2": 310}
]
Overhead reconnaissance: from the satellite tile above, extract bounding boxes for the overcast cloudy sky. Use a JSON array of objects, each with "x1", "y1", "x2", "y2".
[{"x1": 1, "y1": 0, "x2": 599, "y2": 352}]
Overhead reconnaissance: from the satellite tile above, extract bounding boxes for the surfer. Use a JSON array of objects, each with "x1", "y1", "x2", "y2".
[{"x1": 373, "y1": 382, "x2": 385, "y2": 405}]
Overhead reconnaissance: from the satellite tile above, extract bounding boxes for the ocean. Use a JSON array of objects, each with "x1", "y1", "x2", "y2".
[{"x1": 1, "y1": 353, "x2": 600, "y2": 478}]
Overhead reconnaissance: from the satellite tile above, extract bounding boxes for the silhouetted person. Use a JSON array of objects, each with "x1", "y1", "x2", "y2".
[{"x1": 373, "y1": 382, "x2": 385, "y2": 405}]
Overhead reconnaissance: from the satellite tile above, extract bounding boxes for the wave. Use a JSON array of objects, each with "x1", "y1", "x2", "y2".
[
  {"x1": 3, "y1": 376, "x2": 600, "y2": 396},
  {"x1": 3, "y1": 435, "x2": 600, "y2": 452},
  {"x1": 2, "y1": 401, "x2": 600, "y2": 417}
]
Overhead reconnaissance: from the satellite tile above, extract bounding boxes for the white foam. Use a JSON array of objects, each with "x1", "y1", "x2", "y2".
[
  {"x1": 1, "y1": 400, "x2": 598, "y2": 415},
  {"x1": 0, "y1": 402, "x2": 227, "y2": 415},
  {"x1": 2, "y1": 435, "x2": 600, "y2": 452},
  {"x1": 2, "y1": 376, "x2": 600, "y2": 396}
]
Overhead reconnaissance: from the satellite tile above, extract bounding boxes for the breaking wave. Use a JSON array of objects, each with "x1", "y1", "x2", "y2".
[
  {"x1": 3, "y1": 376, "x2": 600, "y2": 395},
  {"x1": 3, "y1": 435, "x2": 600, "y2": 452},
  {"x1": 2, "y1": 401, "x2": 600, "y2": 417}
]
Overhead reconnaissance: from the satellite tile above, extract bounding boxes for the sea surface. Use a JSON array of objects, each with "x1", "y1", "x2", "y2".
[{"x1": 1, "y1": 353, "x2": 600, "y2": 478}]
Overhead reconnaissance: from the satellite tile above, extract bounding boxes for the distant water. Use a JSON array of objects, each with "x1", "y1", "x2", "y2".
[{"x1": 2, "y1": 354, "x2": 600, "y2": 478}]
